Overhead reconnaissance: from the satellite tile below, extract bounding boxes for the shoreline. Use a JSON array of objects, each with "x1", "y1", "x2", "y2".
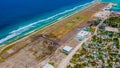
[
  {"x1": 0, "y1": 2, "x2": 108, "y2": 55},
  {"x1": 0, "y1": 1, "x2": 95, "y2": 46},
  {"x1": 0, "y1": 1, "x2": 96, "y2": 48},
  {"x1": 0, "y1": 2, "x2": 110, "y2": 67}
]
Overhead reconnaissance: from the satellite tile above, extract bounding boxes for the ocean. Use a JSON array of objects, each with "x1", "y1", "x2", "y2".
[
  {"x1": 0, "y1": 0, "x2": 120, "y2": 45},
  {"x1": 0, "y1": 0, "x2": 94, "y2": 45},
  {"x1": 101, "y1": 0, "x2": 120, "y2": 11}
]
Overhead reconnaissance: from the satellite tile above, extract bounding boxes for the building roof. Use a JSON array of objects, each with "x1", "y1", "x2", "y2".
[
  {"x1": 83, "y1": 27, "x2": 89, "y2": 31},
  {"x1": 62, "y1": 46, "x2": 72, "y2": 52},
  {"x1": 43, "y1": 63, "x2": 54, "y2": 68},
  {"x1": 105, "y1": 27, "x2": 119, "y2": 33},
  {"x1": 77, "y1": 30, "x2": 90, "y2": 37},
  {"x1": 75, "y1": 36, "x2": 84, "y2": 40}
]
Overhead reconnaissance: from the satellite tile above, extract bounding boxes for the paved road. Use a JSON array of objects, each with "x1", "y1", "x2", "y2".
[
  {"x1": 57, "y1": 36, "x2": 92, "y2": 68},
  {"x1": 57, "y1": 18, "x2": 107, "y2": 68},
  {"x1": 94, "y1": 18, "x2": 106, "y2": 35}
]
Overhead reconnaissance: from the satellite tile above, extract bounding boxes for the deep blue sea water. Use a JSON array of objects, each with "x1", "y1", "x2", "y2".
[
  {"x1": 0, "y1": 0, "x2": 120, "y2": 45},
  {"x1": 0, "y1": 0, "x2": 94, "y2": 45}
]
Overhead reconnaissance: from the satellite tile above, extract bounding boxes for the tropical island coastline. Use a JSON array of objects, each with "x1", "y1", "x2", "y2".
[{"x1": 0, "y1": 1, "x2": 118, "y2": 68}]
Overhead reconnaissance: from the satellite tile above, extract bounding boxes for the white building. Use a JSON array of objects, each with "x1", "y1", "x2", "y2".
[
  {"x1": 43, "y1": 63, "x2": 54, "y2": 68},
  {"x1": 75, "y1": 30, "x2": 91, "y2": 40},
  {"x1": 77, "y1": 31, "x2": 90, "y2": 37},
  {"x1": 62, "y1": 46, "x2": 72, "y2": 53}
]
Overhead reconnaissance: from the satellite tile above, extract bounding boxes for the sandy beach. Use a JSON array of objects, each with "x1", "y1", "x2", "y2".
[{"x1": 0, "y1": 2, "x2": 109, "y2": 68}]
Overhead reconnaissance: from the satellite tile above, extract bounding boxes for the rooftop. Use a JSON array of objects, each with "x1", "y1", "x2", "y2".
[
  {"x1": 43, "y1": 63, "x2": 54, "y2": 68},
  {"x1": 62, "y1": 46, "x2": 72, "y2": 52}
]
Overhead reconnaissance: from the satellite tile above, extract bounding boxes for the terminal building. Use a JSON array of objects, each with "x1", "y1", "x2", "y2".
[
  {"x1": 75, "y1": 29, "x2": 91, "y2": 41},
  {"x1": 62, "y1": 46, "x2": 72, "y2": 53}
]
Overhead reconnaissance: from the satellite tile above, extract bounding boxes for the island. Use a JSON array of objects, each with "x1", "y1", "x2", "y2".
[{"x1": 0, "y1": 1, "x2": 119, "y2": 68}]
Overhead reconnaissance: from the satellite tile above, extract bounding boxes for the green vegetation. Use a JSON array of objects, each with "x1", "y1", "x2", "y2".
[
  {"x1": 68, "y1": 30, "x2": 120, "y2": 67},
  {"x1": 88, "y1": 27, "x2": 95, "y2": 32},
  {"x1": 92, "y1": 18, "x2": 101, "y2": 26},
  {"x1": 104, "y1": 16, "x2": 120, "y2": 28},
  {"x1": 60, "y1": 50, "x2": 68, "y2": 55},
  {"x1": 48, "y1": 15, "x2": 88, "y2": 39},
  {"x1": 0, "y1": 57, "x2": 4, "y2": 62},
  {"x1": 0, "y1": 45, "x2": 13, "y2": 55},
  {"x1": 67, "y1": 16, "x2": 120, "y2": 68},
  {"x1": 49, "y1": 61, "x2": 55, "y2": 66}
]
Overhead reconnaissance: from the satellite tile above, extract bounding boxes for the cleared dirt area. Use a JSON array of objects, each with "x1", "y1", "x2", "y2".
[{"x1": 0, "y1": 2, "x2": 108, "y2": 68}]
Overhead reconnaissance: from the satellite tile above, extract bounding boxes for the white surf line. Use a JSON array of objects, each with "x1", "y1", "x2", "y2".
[
  {"x1": 0, "y1": 1, "x2": 95, "y2": 45},
  {"x1": 0, "y1": 1, "x2": 95, "y2": 54},
  {"x1": 34, "y1": 2, "x2": 107, "y2": 68},
  {"x1": 58, "y1": 3, "x2": 112, "y2": 67}
]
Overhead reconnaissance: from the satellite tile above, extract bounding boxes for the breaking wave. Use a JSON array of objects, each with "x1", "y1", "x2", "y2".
[{"x1": 0, "y1": 1, "x2": 95, "y2": 45}]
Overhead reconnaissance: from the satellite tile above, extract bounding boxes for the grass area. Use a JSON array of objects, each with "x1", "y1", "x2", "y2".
[
  {"x1": 0, "y1": 2, "x2": 105, "y2": 63},
  {"x1": 0, "y1": 39, "x2": 30, "y2": 60},
  {"x1": 49, "y1": 61, "x2": 55, "y2": 66},
  {"x1": 48, "y1": 16, "x2": 88, "y2": 40},
  {"x1": 0, "y1": 20, "x2": 58, "y2": 56},
  {"x1": 0, "y1": 57, "x2": 4, "y2": 62},
  {"x1": 0, "y1": 33, "x2": 31, "y2": 58},
  {"x1": 0, "y1": 45, "x2": 13, "y2": 55},
  {"x1": 0, "y1": 15, "x2": 86, "y2": 62},
  {"x1": 88, "y1": 27, "x2": 95, "y2": 32}
]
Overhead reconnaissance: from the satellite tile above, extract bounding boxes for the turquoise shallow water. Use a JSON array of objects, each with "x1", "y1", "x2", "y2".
[
  {"x1": 0, "y1": 0, "x2": 94, "y2": 45},
  {"x1": 0, "y1": 0, "x2": 120, "y2": 45},
  {"x1": 101, "y1": 0, "x2": 120, "y2": 12}
]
